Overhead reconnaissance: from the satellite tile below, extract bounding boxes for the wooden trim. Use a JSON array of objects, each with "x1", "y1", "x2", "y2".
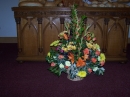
[
  {"x1": 0, "y1": 37, "x2": 130, "y2": 43},
  {"x1": 12, "y1": 7, "x2": 130, "y2": 18},
  {"x1": 0, "y1": 37, "x2": 17, "y2": 43},
  {"x1": 129, "y1": 38, "x2": 130, "y2": 43}
]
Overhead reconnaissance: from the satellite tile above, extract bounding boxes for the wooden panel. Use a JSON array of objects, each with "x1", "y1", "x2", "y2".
[
  {"x1": 107, "y1": 18, "x2": 124, "y2": 56},
  {"x1": 20, "y1": 18, "x2": 38, "y2": 56},
  {"x1": 12, "y1": 7, "x2": 130, "y2": 62},
  {"x1": 42, "y1": 17, "x2": 61, "y2": 56}
]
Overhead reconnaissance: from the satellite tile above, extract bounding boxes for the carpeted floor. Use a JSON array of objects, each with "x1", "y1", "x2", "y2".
[{"x1": 0, "y1": 43, "x2": 130, "y2": 97}]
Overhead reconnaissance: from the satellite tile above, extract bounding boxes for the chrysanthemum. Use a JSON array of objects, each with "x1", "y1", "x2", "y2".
[
  {"x1": 100, "y1": 53, "x2": 106, "y2": 61},
  {"x1": 77, "y1": 71, "x2": 87, "y2": 77}
]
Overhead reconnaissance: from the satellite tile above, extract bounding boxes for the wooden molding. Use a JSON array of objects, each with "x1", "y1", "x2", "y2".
[
  {"x1": 129, "y1": 38, "x2": 130, "y2": 43},
  {"x1": 12, "y1": 7, "x2": 130, "y2": 18},
  {"x1": 0, "y1": 37, "x2": 17, "y2": 43},
  {"x1": 0, "y1": 37, "x2": 130, "y2": 43}
]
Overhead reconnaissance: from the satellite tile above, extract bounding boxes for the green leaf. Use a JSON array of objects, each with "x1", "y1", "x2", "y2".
[
  {"x1": 55, "y1": 70, "x2": 61, "y2": 76},
  {"x1": 81, "y1": 15, "x2": 87, "y2": 20}
]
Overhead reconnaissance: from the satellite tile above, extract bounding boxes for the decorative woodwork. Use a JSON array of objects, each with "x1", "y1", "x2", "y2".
[{"x1": 12, "y1": 7, "x2": 130, "y2": 62}]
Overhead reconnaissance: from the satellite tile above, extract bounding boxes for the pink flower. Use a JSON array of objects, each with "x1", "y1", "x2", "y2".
[
  {"x1": 88, "y1": 68, "x2": 92, "y2": 73},
  {"x1": 60, "y1": 50, "x2": 64, "y2": 53},
  {"x1": 92, "y1": 37, "x2": 96, "y2": 41},
  {"x1": 58, "y1": 55, "x2": 64, "y2": 59},
  {"x1": 51, "y1": 62, "x2": 56, "y2": 67},
  {"x1": 95, "y1": 50, "x2": 100, "y2": 56},
  {"x1": 100, "y1": 61, "x2": 105, "y2": 66},
  {"x1": 83, "y1": 48, "x2": 89, "y2": 55},
  {"x1": 91, "y1": 58, "x2": 97, "y2": 63},
  {"x1": 56, "y1": 46, "x2": 60, "y2": 50}
]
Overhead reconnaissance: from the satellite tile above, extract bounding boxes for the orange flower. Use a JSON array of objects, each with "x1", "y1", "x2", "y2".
[
  {"x1": 68, "y1": 53, "x2": 74, "y2": 64},
  {"x1": 76, "y1": 57, "x2": 86, "y2": 67},
  {"x1": 82, "y1": 54, "x2": 89, "y2": 61},
  {"x1": 87, "y1": 36, "x2": 91, "y2": 41},
  {"x1": 63, "y1": 33, "x2": 68, "y2": 40}
]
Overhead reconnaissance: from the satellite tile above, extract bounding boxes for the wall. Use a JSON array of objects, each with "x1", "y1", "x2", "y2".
[{"x1": 0, "y1": 0, "x2": 19, "y2": 37}]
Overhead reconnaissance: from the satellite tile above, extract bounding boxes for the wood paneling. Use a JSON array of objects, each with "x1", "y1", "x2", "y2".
[{"x1": 12, "y1": 7, "x2": 130, "y2": 62}]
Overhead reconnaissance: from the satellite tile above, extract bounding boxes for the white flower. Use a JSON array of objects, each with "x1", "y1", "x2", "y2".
[
  {"x1": 53, "y1": 56, "x2": 57, "y2": 59},
  {"x1": 100, "y1": 67, "x2": 105, "y2": 71},
  {"x1": 98, "y1": 56, "x2": 100, "y2": 61},
  {"x1": 59, "y1": 63, "x2": 64, "y2": 69},
  {"x1": 93, "y1": 67, "x2": 98, "y2": 71},
  {"x1": 65, "y1": 61, "x2": 71, "y2": 66}
]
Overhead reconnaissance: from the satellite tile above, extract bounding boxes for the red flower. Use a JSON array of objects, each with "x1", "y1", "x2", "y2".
[
  {"x1": 83, "y1": 48, "x2": 89, "y2": 55},
  {"x1": 91, "y1": 58, "x2": 97, "y2": 63},
  {"x1": 95, "y1": 50, "x2": 100, "y2": 56},
  {"x1": 65, "y1": 66, "x2": 69, "y2": 69}
]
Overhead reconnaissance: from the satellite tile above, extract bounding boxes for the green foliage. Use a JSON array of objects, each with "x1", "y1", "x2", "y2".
[{"x1": 48, "y1": 66, "x2": 61, "y2": 76}]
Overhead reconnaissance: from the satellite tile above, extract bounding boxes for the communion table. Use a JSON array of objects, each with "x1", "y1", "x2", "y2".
[{"x1": 12, "y1": 6, "x2": 130, "y2": 62}]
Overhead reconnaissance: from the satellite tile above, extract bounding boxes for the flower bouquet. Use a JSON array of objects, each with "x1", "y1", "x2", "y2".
[{"x1": 46, "y1": 5, "x2": 105, "y2": 81}]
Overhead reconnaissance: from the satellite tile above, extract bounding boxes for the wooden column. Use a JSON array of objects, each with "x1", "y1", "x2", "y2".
[
  {"x1": 103, "y1": 18, "x2": 110, "y2": 53},
  {"x1": 15, "y1": 17, "x2": 22, "y2": 53},
  {"x1": 124, "y1": 18, "x2": 130, "y2": 53},
  {"x1": 37, "y1": 18, "x2": 43, "y2": 53},
  {"x1": 60, "y1": 17, "x2": 65, "y2": 32}
]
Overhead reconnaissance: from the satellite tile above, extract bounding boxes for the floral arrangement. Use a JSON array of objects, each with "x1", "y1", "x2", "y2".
[{"x1": 46, "y1": 5, "x2": 105, "y2": 81}]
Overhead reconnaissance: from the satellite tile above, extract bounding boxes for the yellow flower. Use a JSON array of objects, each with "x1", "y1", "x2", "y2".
[
  {"x1": 72, "y1": 46, "x2": 76, "y2": 50},
  {"x1": 92, "y1": 44, "x2": 97, "y2": 50},
  {"x1": 77, "y1": 71, "x2": 87, "y2": 77},
  {"x1": 50, "y1": 40, "x2": 60, "y2": 46},
  {"x1": 47, "y1": 52, "x2": 50, "y2": 57},
  {"x1": 95, "y1": 44, "x2": 100, "y2": 50},
  {"x1": 100, "y1": 53, "x2": 105, "y2": 61},
  {"x1": 69, "y1": 42, "x2": 74, "y2": 45},
  {"x1": 86, "y1": 42, "x2": 93, "y2": 49},
  {"x1": 58, "y1": 31, "x2": 67, "y2": 38},
  {"x1": 92, "y1": 43, "x2": 100, "y2": 50},
  {"x1": 67, "y1": 45, "x2": 72, "y2": 50},
  {"x1": 62, "y1": 47, "x2": 68, "y2": 52}
]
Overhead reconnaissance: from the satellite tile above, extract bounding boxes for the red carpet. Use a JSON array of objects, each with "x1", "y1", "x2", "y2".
[{"x1": 0, "y1": 43, "x2": 130, "y2": 97}]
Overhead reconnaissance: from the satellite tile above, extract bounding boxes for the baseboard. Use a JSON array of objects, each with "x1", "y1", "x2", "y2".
[
  {"x1": 0, "y1": 37, "x2": 17, "y2": 43},
  {"x1": 0, "y1": 37, "x2": 130, "y2": 43},
  {"x1": 129, "y1": 38, "x2": 130, "y2": 44}
]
